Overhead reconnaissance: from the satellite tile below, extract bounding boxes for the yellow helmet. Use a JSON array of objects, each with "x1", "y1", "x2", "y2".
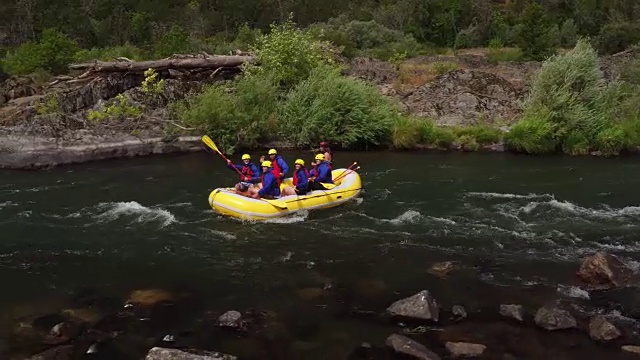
[
  {"x1": 241, "y1": 154, "x2": 251, "y2": 160},
  {"x1": 315, "y1": 153, "x2": 325, "y2": 161},
  {"x1": 295, "y1": 159, "x2": 304, "y2": 166},
  {"x1": 261, "y1": 161, "x2": 272, "y2": 167},
  {"x1": 268, "y1": 149, "x2": 277, "y2": 155}
]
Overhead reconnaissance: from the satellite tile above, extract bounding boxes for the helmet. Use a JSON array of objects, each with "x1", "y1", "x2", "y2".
[
  {"x1": 315, "y1": 153, "x2": 325, "y2": 161},
  {"x1": 295, "y1": 159, "x2": 304, "y2": 166},
  {"x1": 261, "y1": 161, "x2": 272, "y2": 167},
  {"x1": 241, "y1": 154, "x2": 251, "y2": 160},
  {"x1": 320, "y1": 141, "x2": 327, "y2": 147},
  {"x1": 268, "y1": 149, "x2": 277, "y2": 155}
]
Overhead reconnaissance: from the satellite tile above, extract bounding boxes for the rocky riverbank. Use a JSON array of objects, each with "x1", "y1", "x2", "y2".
[
  {"x1": 0, "y1": 49, "x2": 637, "y2": 169},
  {"x1": 3, "y1": 251, "x2": 640, "y2": 359}
]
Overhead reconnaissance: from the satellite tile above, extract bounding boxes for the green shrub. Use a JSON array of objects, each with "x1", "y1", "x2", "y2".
[
  {"x1": 595, "y1": 22, "x2": 640, "y2": 55},
  {"x1": 454, "y1": 26, "x2": 481, "y2": 49},
  {"x1": 247, "y1": 17, "x2": 335, "y2": 88},
  {"x1": 278, "y1": 64, "x2": 395, "y2": 148},
  {"x1": 516, "y1": 2, "x2": 555, "y2": 60},
  {"x1": 561, "y1": 131, "x2": 590, "y2": 155},
  {"x1": 560, "y1": 19, "x2": 578, "y2": 48},
  {"x1": 596, "y1": 126, "x2": 630, "y2": 156},
  {"x1": 73, "y1": 44, "x2": 146, "y2": 62},
  {"x1": 454, "y1": 125, "x2": 503, "y2": 144},
  {"x1": 177, "y1": 74, "x2": 279, "y2": 153},
  {"x1": 154, "y1": 25, "x2": 192, "y2": 58},
  {"x1": 431, "y1": 127, "x2": 456, "y2": 148},
  {"x1": 457, "y1": 134, "x2": 479, "y2": 151},
  {"x1": 392, "y1": 117, "x2": 423, "y2": 149},
  {"x1": 431, "y1": 61, "x2": 459, "y2": 75},
  {"x1": 421, "y1": 119, "x2": 436, "y2": 143},
  {"x1": 505, "y1": 114, "x2": 557, "y2": 154},
  {"x1": 1, "y1": 28, "x2": 79, "y2": 75},
  {"x1": 487, "y1": 48, "x2": 524, "y2": 63}
]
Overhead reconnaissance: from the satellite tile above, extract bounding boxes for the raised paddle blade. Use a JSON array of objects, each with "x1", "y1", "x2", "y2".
[
  {"x1": 264, "y1": 199, "x2": 288, "y2": 209},
  {"x1": 201, "y1": 135, "x2": 221, "y2": 155}
]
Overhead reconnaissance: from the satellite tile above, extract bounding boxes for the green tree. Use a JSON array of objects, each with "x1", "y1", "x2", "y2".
[
  {"x1": 154, "y1": 25, "x2": 192, "y2": 58},
  {"x1": 1, "y1": 28, "x2": 78, "y2": 75},
  {"x1": 516, "y1": 2, "x2": 555, "y2": 60}
]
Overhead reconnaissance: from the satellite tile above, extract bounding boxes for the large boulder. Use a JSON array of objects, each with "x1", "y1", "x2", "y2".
[
  {"x1": 576, "y1": 252, "x2": 637, "y2": 290},
  {"x1": 588, "y1": 315, "x2": 621, "y2": 341},
  {"x1": 534, "y1": 304, "x2": 577, "y2": 331}
]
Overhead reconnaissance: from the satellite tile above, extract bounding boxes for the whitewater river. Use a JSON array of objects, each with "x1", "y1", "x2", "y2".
[{"x1": 1, "y1": 151, "x2": 639, "y2": 358}]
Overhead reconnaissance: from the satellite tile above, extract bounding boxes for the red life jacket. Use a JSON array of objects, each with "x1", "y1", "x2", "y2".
[
  {"x1": 271, "y1": 156, "x2": 282, "y2": 185},
  {"x1": 293, "y1": 167, "x2": 309, "y2": 186},
  {"x1": 241, "y1": 163, "x2": 254, "y2": 180}
]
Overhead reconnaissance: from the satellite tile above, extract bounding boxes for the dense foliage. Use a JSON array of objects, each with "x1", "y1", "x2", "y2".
[
  {"x1": 2, "y1": 0, "x2": 640, "y2": 75},
  {"x1": 506, "y1": 39, "x2": 640, "y2": 156}
]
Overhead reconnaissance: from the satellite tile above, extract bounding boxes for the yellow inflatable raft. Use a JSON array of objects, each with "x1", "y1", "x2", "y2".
[{"x1": 208, "y1": 168, "x2": 362, "y2": 221}]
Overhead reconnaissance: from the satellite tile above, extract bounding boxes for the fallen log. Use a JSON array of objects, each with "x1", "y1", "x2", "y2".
[{"x1": 69, "y1": 55, "x2": 255, "y2": 73}]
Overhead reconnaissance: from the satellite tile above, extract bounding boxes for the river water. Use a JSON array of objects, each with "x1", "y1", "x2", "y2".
[{"x1": 1, "y1": 151, "x2": 640, "y2": 358}]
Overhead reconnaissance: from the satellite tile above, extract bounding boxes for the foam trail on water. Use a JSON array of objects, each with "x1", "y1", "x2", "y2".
[
  {"x1": 465, "y1": 192, "x2": 553, "y2": 200},
  {"x1": 94, "y1": 201, "x2": 177, "y2": 227},
  {"x1": 388, "y1": 210, "x2": 423, "y2": 225},
  {"x1": 263, "y1": 210, "x2": 309, "y2": 224}
]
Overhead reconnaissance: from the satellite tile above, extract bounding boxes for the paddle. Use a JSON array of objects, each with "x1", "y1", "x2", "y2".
[
  {"x1": 334, "y1": 166, "x2": 360, "y2": 183},
  {"x1": 201, "y1": 135, "x2": 244, "y2": 177},
  {"x1": 335, "y1": 162, "x2": 357, "y2": 182}
]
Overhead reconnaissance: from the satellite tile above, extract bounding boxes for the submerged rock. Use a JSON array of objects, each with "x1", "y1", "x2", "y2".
[
  {"x1": 622, "y1": 345, "x2": 640, "y2": 355},
  {"x1": 385, "y1": 334, "x2": 441, "y2": 360},
  {"x1": 588, "y1": 315, "x2": 621, "y2": 341},
  {"x1": 27, "y1": 345, "x2": 73, "y2": 360},
  {"x1": 217, "y1": 310, "x2": 245, "y2": 331},
  {"x1": 534, "y1": 305, "x2": 577, "y2": 331},
  {"x1": 576, "y1": 252, "x2": 637, "y2": 290},
  {"x1": 145, "y1": 347, "x2": 236, "y2": 360},
  {"x1": 386, "y1": 290, "x2": 440, "y2": 322},
  {"x1": 445, "y1": 342, "x2": 486, "y2": 357},
  {"x1": 451, "y1": 305, "x2": 467, "y2": 321},
  {"x1": 499, "y1": 304, "x2": 524, "y2": 322},
  {"x1": 126, "y1": 289, "x2": 175, "y2": 307},
  {"x1": 427, "y1": 261, "x2": 458, "y2": 278}
]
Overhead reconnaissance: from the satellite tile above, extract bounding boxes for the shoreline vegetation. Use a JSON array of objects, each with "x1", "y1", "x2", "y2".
[{"x1": 1, "y1": 2, "x2": 640, "y2": 168}]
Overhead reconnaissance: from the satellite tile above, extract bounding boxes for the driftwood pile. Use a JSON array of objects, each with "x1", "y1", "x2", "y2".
[{"x1": 48, "y1": 52, "x2": 256, "y2": 88}]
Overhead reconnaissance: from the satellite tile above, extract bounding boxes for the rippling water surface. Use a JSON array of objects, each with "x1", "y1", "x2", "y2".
[{"x1": 2, "y1": 151, "x2": 640, "y2": 357}]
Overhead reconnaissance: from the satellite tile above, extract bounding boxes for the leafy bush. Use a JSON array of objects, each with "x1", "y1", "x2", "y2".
[
  {"x1": 1, "y1": 29, "x2": 79, "y2": 75},
  {"x1": 454, "y1": 26, "x2": 481, "y2": 49},
  {"x1": 247, "y1": 17, "x2": 334, "y2": 88},
  {"x1": 432, "y1": 61, "x2": 459, "y2": 75},
  {"x1": 278, "y1": 64, "x2": 396, "y2": 148},
  {"x1": 507, "y1": 38, "x2": 640, "y2": 155},
  {"x1": 177, "y1": 74, "x2": 279, "y2": 153},
  {"x1": 524, "y1": 39, "x2": 607, "y2": 146}
]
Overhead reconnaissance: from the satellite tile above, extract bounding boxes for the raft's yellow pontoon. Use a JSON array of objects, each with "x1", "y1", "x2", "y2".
[{"x1": 208, "y1": 168, "x2": 362, "y2": 221}]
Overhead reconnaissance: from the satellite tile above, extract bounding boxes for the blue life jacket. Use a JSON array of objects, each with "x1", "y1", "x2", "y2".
[{"x1": 258, "y1": 169, "x2": 281, "y2": 197}]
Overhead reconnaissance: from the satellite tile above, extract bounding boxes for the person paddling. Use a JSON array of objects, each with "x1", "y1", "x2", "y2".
[
  {"x1": 308, "y1": 154, "x2": 333, "y2": 190},
  {"x1": 282, "y1": 159, "x2": 310, "y2": 196},
  {"x1": 250, "y1": 161, "x2": 281, "y2": 199},
  {"x1": 227, "y1": 154, "x2": 260, "y2": 194}
]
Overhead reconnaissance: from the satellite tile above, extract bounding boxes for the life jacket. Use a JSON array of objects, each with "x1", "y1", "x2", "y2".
[
  {"x1": 241, "y1": 163, "x2": 255, "y2": 180},
  {"x1": 260, "y1": 169, "x2": 280, "y2": 196},
  {"x1": 293, "y1": 167, "x2": 309, "y2": 186},
  {"x1": 311, "y1": 161, "x2": 332, "y2": 181},
  {"x1": 271, "y1": 156, "x2": 282, "y2": 184}
]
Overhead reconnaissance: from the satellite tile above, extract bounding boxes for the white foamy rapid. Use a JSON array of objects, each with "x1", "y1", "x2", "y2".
[{"x1": 93, "y1": 201, "x2": 177, "y2": 227}]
